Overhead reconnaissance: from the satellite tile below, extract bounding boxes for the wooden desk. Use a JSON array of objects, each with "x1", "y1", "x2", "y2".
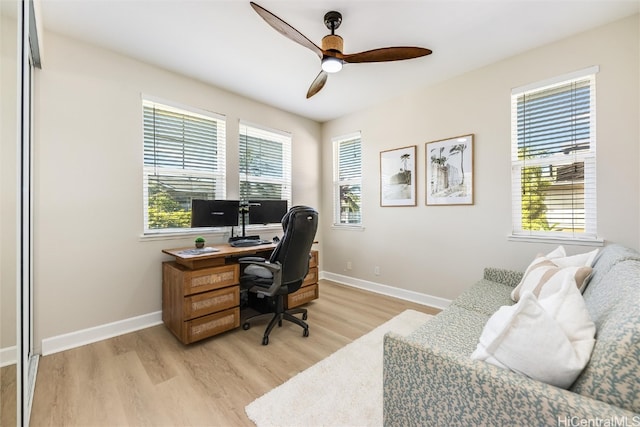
[
  {"x1": 162, "y1": 242, "x2": 277, "y2": 269},
  {"x1": 162, "y1": 243, "x2": 319, "y2": 344}
]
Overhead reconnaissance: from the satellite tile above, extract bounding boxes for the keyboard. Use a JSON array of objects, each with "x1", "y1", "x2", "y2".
[{"x1": 229, "y1": 239, "x2": 272, "y2": 247}]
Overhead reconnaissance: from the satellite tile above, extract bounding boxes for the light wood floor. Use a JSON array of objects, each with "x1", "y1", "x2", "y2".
[
  {"x1": 28, "y1": 280, "x2": 439, "y2": 426},
  {"x1": 1, "y1": 363, "x2": 17, "y2": 426}
]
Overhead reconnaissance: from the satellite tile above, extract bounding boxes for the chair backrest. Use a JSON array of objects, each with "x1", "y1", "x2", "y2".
[{"x1": 269, "y1": 206, "x2": 318, "y2": 291}]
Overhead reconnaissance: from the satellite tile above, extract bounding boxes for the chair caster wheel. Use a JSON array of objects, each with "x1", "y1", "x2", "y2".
[
  {"x1": 262, "y1": 336, "x2": 269, "y2": 345},
  {"x1": 302, "y1": 313, "x2": 308, "y2": 320},
  {"x1": 303, "y1": 328, "x2": 309, "y2": 337},
  {"x1": 242, "y1": 322, "x2": 250, "y2": 330}
]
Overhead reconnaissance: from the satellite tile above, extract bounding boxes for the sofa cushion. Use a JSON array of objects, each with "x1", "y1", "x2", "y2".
[
  {"x1": 453, "y1": 279, "x2": 514, "y2": 316},
  {"x1": 585, "y1": 244, "x2": 640, "y2": 293},
  {"x1": 471, "y1": 276, "x2": 595, "y2": 389},
  {"x1": 571, "y1": 260, "x2": 640, "y2": 413},
  {"x1": 405, "y1": 304, "x2": 488, "y2": 356}
]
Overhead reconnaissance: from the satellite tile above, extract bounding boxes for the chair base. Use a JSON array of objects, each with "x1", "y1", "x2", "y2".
[{"x1": 242, "y1": 308, "x2": 309, "y2": 345}]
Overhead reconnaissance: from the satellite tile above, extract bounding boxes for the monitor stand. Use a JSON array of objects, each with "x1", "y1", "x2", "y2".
[{"x1": 229, "y1": 202, "x2": 260, "y2": 243}]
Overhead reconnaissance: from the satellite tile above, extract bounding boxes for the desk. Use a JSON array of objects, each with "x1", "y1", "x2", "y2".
[{"x1": 162, "y1": 243, "x2": 319, "y2": 344}]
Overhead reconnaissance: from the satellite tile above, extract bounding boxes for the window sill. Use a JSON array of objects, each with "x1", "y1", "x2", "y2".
[
  {"x1": 140, "y1": 229, "x2": 229, "y2": 242},
  {"x1": 332, "y1": 224, "x2": 365, "y2": 231},
  {"x1": 140, "y1": 224, "x2": 282, "y2": 242},
  {"x1": 508, "y1": 234, "x2": 604, "y2": 247}
]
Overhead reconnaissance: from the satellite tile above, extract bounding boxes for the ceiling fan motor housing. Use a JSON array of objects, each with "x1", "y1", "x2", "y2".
[{"x1": 322, "y1": 34, "x2": 343, "y2": 54}]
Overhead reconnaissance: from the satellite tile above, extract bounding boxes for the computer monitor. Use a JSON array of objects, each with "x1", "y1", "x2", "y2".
[
  {"x1": 191, "y1": 199, "x2": 240, "y2": 227},
  {"x1": 248, "y1": 200, "x2": 288, "y2": 225}
]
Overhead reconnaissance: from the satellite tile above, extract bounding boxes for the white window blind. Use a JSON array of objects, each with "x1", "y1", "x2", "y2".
[
  {"x1": 239, "y1": 121, "x2": 292, "y2": 205},
  {"x1": 143, "y1": 98, "x2": 226, "y2": 232},
  {"x1": 333, "y1": 132, "x2": 362, "y2": 226},
  {"x1": 511, "y1": 67, "x2": 598, "y2": 240}
]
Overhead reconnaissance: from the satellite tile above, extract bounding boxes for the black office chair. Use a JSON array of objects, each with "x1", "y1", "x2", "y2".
[{"x1": 239, "y1": 206, "x2": 319, "y2": 345}]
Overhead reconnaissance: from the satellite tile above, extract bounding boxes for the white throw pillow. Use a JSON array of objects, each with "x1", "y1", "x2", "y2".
[
  {"x1": 552, "y1": 248, "x2": 599, "y2": 269},
  {"x1": 511, "y1": 247, "x2": 599, "y2": 301},
  {"x1": 472, "y1": 275, "x2": 596, "y2": 389}
]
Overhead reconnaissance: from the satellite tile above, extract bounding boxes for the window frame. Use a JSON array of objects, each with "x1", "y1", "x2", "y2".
[
  {"x1": 238, "y1": 120, "x2": 292, "y2": 207},
  {"x1": 333, "y1": 132, "x2": 363, "y2": 228},
  {"x1": 509, "y1": 66, "x2": 601, "y2": 245},
  {"x1": 142, "y1": 96, "x2": 227, "y2": 236}
]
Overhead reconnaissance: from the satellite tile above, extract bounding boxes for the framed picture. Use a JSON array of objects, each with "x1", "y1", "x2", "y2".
[
  {"x1": 426, "y1": 134, "x2": 474, "y2": 205},
  {"x1": 380, "y1": 145, "x2": 417, "y2": 206}
]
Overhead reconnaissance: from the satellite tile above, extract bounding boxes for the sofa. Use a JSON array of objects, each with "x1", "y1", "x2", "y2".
[{"x1": 383, "y1": 244, "x2": 640, "y2": 426}]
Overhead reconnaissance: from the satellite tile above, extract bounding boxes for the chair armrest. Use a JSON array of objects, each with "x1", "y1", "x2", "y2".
[
  {"x1": 483, "y1": 267, "x2": 523, "y2": 288},
  {"x1": 240, "y1": 260, "x2": 283, "y2": 297},
  {"x1": 239, "y1": 256, "x2": 267, "y2": 263},
  {"x1": 383, "y1": 333, "x2": 637, "y2": 426}
]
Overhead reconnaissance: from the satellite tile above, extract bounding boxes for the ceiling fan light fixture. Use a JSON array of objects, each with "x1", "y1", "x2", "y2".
[{"x1": 321, "y1": 56, "x2": 342, "y2": 73}]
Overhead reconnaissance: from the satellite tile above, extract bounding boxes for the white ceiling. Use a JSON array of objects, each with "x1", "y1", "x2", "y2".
[{"x1": 40, "y1": 0, "x2": 639, "y2": 122}]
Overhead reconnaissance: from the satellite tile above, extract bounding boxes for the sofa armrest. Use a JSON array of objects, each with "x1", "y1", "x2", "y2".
[
  {"x1": 383, "y1": 333, "x2": 638, "y2": 426},
  {"x1": 483, "y1": 267, "x2": 523, "y2": 288}
]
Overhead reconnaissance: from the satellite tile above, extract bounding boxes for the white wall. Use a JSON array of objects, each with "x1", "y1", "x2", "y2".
[
  {"x1": 1, "y1": 11, "x2": 18, "y2": 356},
  {"x1": 33, "y1": 31, "x2": 321, "y2": 350},
  {"x1": 321, "y1": 15, "x2": 639, "y2": 301}
]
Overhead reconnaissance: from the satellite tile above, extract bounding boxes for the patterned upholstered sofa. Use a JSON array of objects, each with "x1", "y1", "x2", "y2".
[{"x1": 383, "y1": 244, "x2": 640, "y2": 425}]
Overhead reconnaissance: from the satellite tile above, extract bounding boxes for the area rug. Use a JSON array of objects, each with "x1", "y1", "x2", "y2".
[{"x1": 245, "y1": 309, "x2": 432, "y2": 427}]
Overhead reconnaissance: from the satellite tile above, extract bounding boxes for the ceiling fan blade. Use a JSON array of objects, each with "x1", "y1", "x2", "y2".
[
  {"x1": 306, "y1": 71, "x2": 328, "y2": 99},
  {"x1": 342, "y1": 47, "x2": 432, "y2": 63},
  {"x1": 250, "y1": 2, "x2": 323, "y2": 59}
]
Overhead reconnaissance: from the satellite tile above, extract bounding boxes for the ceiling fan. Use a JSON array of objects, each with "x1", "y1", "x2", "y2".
[{"x1": 249, "y1": 2, "x2": 433, "y2": 98}]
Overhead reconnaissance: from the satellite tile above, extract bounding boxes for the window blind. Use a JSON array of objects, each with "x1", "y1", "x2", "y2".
[
  {"x1": 239, "y1": 122, "x2": 291, "y2": 204},
  {"x1": 511, "y1": 67, "x2": 597, "y2": 240},
  {"x1": 142, "y1": 98, "x2": 226, "y2": 232},
  {"x1": 334, "y1": 132, "x2": 362, "y2": 225}
]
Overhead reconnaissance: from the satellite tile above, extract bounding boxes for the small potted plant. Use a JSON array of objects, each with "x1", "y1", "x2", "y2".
[{"x1": 194, "y1": 236, "x2": 205, "y2": 248}]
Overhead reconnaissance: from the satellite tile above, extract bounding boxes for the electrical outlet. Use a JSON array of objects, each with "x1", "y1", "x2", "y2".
[
  {"x1": 374, "y1": 266, "x2": 380, "y2": 275},
  {"x1": 346, "y1": 261, "x2": 352, "y2": 270}
]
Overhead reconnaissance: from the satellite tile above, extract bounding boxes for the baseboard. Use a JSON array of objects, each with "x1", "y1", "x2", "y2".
[
  {"x1": 37, "y1": 273, "x2": 447, "y2": 356},
  {"x1": 320, "y1": 271, "x2": 451, "y2": 310},
  {"x1": 0, "y1": 346, "x2": 16, "y2": 367},
  {"x1": 41, "y1": 311, "x2": 163, "y2": 356}
]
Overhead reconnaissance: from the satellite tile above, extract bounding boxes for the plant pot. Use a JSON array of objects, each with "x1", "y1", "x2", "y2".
[{"x1": 195, "y1": 241, "x2": 205, "y2": 248}]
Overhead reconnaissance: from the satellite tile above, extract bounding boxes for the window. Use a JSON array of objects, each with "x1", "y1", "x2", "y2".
[
  {"x1": 511, "y1": 67, "x2": 598, "y2": 241},
  {"x1": 333, "y1": 132, "x2": 362, "y2": 226},
  {"x1": 143, "y1": 98, "x2": 226, "y2": 233},
  {"x1": 239, "y1": 122, "x2": 292, "y2": 204}
]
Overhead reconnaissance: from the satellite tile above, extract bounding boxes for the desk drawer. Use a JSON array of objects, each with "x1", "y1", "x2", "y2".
[
  {"x1": 287, "y1": 283, "x2": 318, "y2": 308},
  {"x1": 303, "y1": 266, "x2": 318, "y2": 286},
  {"x1": 184, "y1": 264, "x2": 239, "y2": 296},
  {"x1": 184, "y1": 307, "x2": 240, "y2": 343},
  {"x1": 184, "y1": 286, "x2": 239, "y2": 320}
]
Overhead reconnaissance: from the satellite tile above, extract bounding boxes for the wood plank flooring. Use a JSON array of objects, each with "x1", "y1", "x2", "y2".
[
  {"x1": 1, "y1": 363, "x2": 16, "y2": 426},
  {"x1": 28, "y1": 280, "x2": 439, "y2": 426}
]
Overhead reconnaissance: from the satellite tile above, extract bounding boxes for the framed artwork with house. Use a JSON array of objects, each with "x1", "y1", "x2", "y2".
[{"x1": 426, "y1": 134, "x2": 474, "y2": 205}]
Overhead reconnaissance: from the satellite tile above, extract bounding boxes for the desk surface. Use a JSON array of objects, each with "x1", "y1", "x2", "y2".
[{"x1": 163, "y1": 242, "x2": 277, "y2": 269}]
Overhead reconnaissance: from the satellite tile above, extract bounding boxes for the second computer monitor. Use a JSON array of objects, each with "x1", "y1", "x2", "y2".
[
  {"x1": 248, "y1": 200, "x2": 288, "y2": 225},
  {"x1": 191, "y1": 199, "x2": 240, "y2": 227}
]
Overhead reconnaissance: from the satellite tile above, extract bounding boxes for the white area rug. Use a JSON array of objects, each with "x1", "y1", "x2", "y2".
[{"x1": 245, "y1": 309, "x2": 432, "y2": 427}]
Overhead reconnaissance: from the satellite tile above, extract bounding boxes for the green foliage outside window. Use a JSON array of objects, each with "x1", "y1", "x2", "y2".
[
  {"x1": 340, "y1": 185, "x2": 361, "y2": 224},
  {"x1": 519, "y1": 147, "x2": 557, "y2": 231},
  {"x1": 521, "y1": 165, "x2": 554, "y2": 231},
  {"x1": 147, "y1": 191, "x2": 190, "y2": 229}
]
